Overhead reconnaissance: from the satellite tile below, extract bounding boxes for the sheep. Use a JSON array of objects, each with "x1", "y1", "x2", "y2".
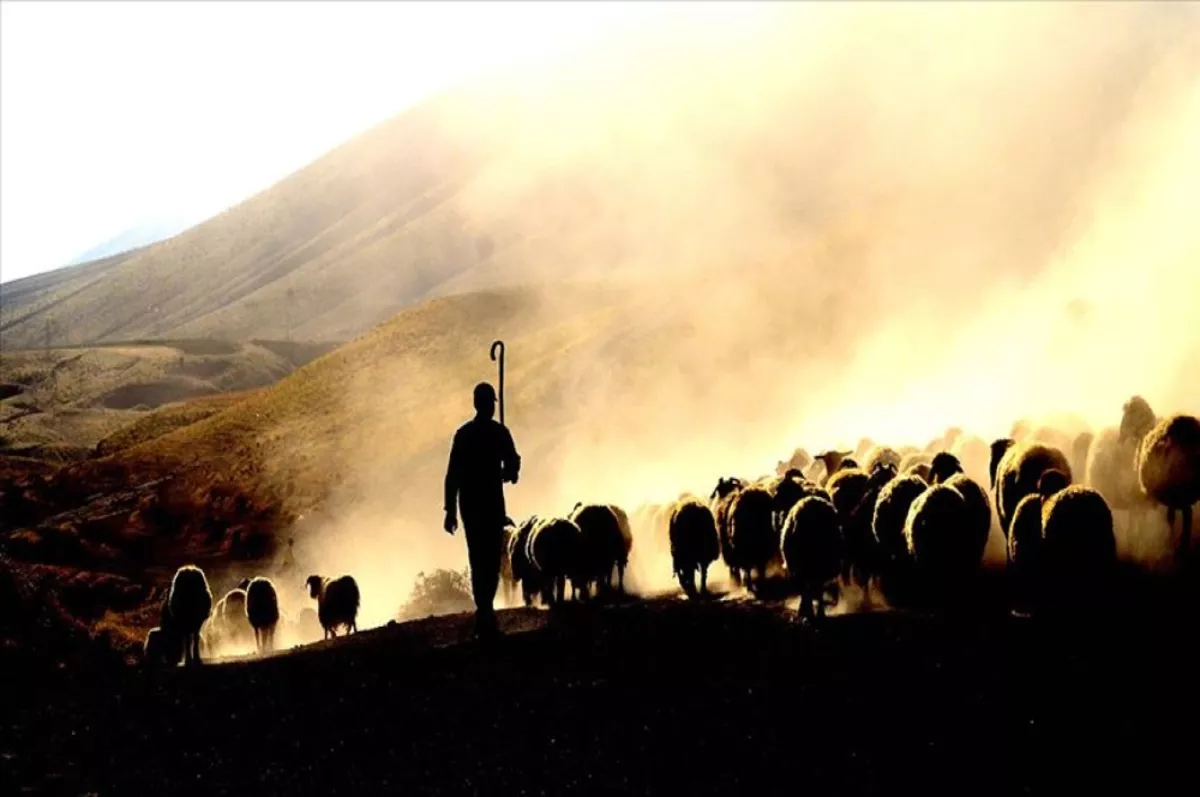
[
  {"x1": 1007, "y1": 493, "x2": 1045, "y2": 613},
  {"x1": 206, "y1": 586, "x2": 252, "y2": 650},
  {"x1": 929, "y1": 452, "x2": 964, "y2": 486},
  {"x1": 710, "y1": 477, "x2": 746, "y2": 584},
  {"x1": 861, "y1": 446, "x2": 903, "y2": 475},
  {"x1": 854, "y1": 438, "x2": 877, "y2": 461},
  {"x1": 813, "y1": 450, "x2": 852, "y2": 486},
  {"x1": 525, "y1": 517, "x2": 584, "y2": 605},
  {"x1": 245, "y1": 576, "x2": 280, "y2": 653},
  {"x1": 781, "y1": 496, "x2": 842, "y2": 619},
  {"x1": 167, "y1": 565, "x2": 213, "y2": 665},
  {"x1": 668, "y1": 498, "x2": 720, "y2": 598},
  {"x1": 1137, "y1": 414, "x2": 1200, "y2": 560},
  {"x1": 607, "y1": 503, "x2": 635, "y2": 592},
  {"x1": 143, "y1": 626, "x2": 183, "y2": 667},
  {"x1": 777, "y1": 447, "x2": 813, "y2": 476},
  {"x1": 990, "y1": 439, "x2": 1072, "y2": 540},
  {"x1": 872, "y1": 474, "x2": 928, "y2": 568},
  {"x1": 769, "y1": 472, "x2": 829, "y2": 532},
  {"x1": 306, "y1": 574, "x2": 360, "y2": 639},
  {"x1": 899, "y1": 452, "x2": 933, "y2": 481},
  {"x1": 903, "y1": 484, "x2": 977, "y2": 585},
  {"x1": 569, "y1": 503, "x2": 627, "y2": 598},
  {"x1": 943, "y1": 473, "x2": 992, "y2": 566},
  {"x1": 827, "y1": 465, "x2": 875, "y2": 586},
  {"x1": 1042, "y1": 486, "x2": 1117, "y2": 580},
  {"x1": 1069, "y1": 431, "x2": 1095, "y2": 489},
  {"x1": 841, "y1": 463, "x2": 897, "y2": 592},
  {"x1": 1007, "y1": 470, "x2": 1070, "y2": 610},
  {"x1": 726, "y1": 485, "x2": 777, "y2": 590}
]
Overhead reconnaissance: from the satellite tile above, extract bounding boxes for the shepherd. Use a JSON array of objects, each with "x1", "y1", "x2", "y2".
[{"x1": 443, "y1": 340, "x2": 521, "y2": 639}]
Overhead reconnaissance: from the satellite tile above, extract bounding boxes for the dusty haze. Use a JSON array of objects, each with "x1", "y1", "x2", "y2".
[{"x1": 276, "y1": 2, "x2": 1200, "y2": 624}]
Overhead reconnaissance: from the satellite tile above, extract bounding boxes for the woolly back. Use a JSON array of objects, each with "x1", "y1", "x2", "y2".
[
  {"x1": 245, "y1": 577, "x2": 280, "y2": 628},
  {"x1": 873, "y1": 474, "x2": 928, "y2": 559},
  {"x1": 527, "y1": 518, "x2": 583, "y2": 577},
  {"x1": 904, "y1": 485, "x2": 970, "y2": 574},
  {"x1": 782, "y1": 496, "x2": 841, "y2": 584},
  {"x1": 728, "y1": 486, "x2": 775, "y2": 562},
  {"x1": 1138, "y1": 414, "x2": 1200, "y2": 505},
  {"x1": 827, "y1": 468, "x2": 870, "y2": 520},
  {"x1": 862, "y1": 446, "x2": 903, "y2": 475},
  {"x1": 1042, "y1": 486, "x2": 1116, "y2": 572},
  {"x1": 668, "y1": 498, "x2": 718, "y2": 564},
  {"x1": 168, "y1": 565, "x2": 212, "y2": 629}
]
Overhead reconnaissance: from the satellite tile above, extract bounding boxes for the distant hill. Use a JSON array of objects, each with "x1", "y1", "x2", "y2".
[{"x1": 64, "y1": 217, "x2": 194, "y2": 268}]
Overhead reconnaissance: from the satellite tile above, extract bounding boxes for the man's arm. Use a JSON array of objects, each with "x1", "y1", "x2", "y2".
[
  {"x1": 502, "y1": 425, "x2": 521, "y2": 484},
  {"x1": 443, "y1": 430, "x2": 462, "y2": 530}
]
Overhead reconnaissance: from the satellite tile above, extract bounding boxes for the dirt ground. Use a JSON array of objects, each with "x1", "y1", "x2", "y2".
[{"x1": 4, "y1": 592, "x2": 1195, "y2": 797}]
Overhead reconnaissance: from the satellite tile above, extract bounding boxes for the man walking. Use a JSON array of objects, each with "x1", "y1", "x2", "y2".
[{"x1": 444, "y1": 382, "x2": 521, "y2": 638}]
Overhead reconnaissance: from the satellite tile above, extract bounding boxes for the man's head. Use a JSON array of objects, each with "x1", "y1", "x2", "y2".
[{"x1": 473, "y1": 382, "x2": 497, "y2": 418}]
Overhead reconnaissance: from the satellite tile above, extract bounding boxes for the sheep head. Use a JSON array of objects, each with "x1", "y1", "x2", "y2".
[
  {"x1": 305, "y1": 575, "x2": 324, "y2": 599},
  {"x1": 929, "y1": 452, "x2": 964, "y2": 486},
  {"x1": 1037, "y1": 469, "x2": 1070, "y2": 498}
]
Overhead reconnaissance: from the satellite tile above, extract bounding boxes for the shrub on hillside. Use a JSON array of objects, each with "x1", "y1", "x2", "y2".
[{"x1": 398, "y1": 568, "x2": 474, "y2": 621}]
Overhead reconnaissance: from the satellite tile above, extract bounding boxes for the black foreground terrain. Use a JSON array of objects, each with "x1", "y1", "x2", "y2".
[{"x1": 4, "y1": 593, "x2": 1197, "y2": 796}]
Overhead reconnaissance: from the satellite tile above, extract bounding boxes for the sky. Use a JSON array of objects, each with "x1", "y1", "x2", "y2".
[{"x1": 0, "y1": 0, "x2": 667, "y2": 284}]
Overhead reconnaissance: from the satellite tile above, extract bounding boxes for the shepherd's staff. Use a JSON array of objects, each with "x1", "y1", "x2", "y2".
[{"x1": 490, "y1": 339, "x2": 506, "y2": 426}]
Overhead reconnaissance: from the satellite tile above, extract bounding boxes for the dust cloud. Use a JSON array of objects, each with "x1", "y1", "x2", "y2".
[{"x1": 276, "y1": 2, "x2": 1200, "y2": 622}]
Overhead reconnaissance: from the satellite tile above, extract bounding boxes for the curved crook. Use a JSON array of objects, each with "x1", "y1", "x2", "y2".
[{"x1": 490, "y1": 340, "x2": 505, "y2": 362}]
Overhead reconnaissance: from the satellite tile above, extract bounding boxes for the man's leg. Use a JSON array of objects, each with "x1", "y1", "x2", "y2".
[{"x1": 464, "y1": 518, "x2": 503, "y2": 634}]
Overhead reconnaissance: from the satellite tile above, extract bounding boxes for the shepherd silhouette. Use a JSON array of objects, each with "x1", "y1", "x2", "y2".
[{"x1": 444, "y1": 381, "x2": 521, "y2": 638}]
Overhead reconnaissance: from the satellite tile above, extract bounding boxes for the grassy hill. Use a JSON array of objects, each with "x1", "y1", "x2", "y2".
[{"x1": 0, "y1": 339, "x2": 334, "y2": 460}]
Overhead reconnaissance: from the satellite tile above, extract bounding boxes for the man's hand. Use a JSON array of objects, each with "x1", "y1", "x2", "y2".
[{"x1": 443, "y1": 510, "x2": 458, "y2": 535}]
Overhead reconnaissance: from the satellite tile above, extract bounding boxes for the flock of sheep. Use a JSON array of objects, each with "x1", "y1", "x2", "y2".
[
  {"x1": 143, "y1": 571, "x2": 360, "y2": 666},
  {"x1": 499, "y1": 396, "x2": 1198, "y2": 619},
  {"x1": 144, "y1": 395, "x2": 1197, "y2": 665}
]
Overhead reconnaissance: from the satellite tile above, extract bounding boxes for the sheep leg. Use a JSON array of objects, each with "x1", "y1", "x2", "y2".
[
  {"x1": 618, "y1": 563, "x2": 625, "y2": 593},
  {"x1": 1179, "y1": 505, "x2": 1193, "y2": 561},
  {"x1": 700, "y1": 564, "x2": 709, "y2": 596},
  {"x1": 556, "y1": 576, "x2": 566, "y2": 605}
]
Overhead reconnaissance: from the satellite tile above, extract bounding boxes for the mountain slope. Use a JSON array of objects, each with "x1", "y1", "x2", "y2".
[{"x1": 2, "y1": 4, "x2": 1192, "y2": 349}]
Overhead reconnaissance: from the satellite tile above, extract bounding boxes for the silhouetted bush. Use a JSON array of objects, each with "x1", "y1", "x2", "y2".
[{"x1": 399, "y1": 568, "x2": 473, "y2": 621}]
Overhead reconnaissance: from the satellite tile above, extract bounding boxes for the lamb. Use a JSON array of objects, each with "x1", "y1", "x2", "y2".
[
  {"x1": 525, "y1": 517, "x2": 584, "y2": 605},
  {"x1": 167, "y1": 565, "x2": 213, "y2": 665},
  {"x1": 781, "y1": 496, "x2": 842, "y2": 619},
  {"x1": 305, "y1": 574, "x2": 360, "y2": 639},
  {"x1": 143, "y1": 626, "x2": 183, "y2": 667},
  {"x1": 928, "y1": 452, "x2": 965, "y2": 486},
  {"x1": 569, "y1": 503, "x2": 625, "y2": 598},
  {"x1": 668, "y1": 497, "x2": 720, "y2": 598},
  {"x1": 245, "y1": 576, "x2": 280, "y2": 653},
  {"x1": 990, "y1": 439, "x2": 1072, "y2": 539},
  {"x1": 903, "y1": 484, "x2": 978, "y2": 585},
  {"x1": 872, "y1": 474, "x2": 928, "y2": 568},
  {"x1": 1137, "y1": 414, "x2": 1200, "y2": 560},
  {"x1": 726, "y1": 485, "x2": 777, "y2": 590}
]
